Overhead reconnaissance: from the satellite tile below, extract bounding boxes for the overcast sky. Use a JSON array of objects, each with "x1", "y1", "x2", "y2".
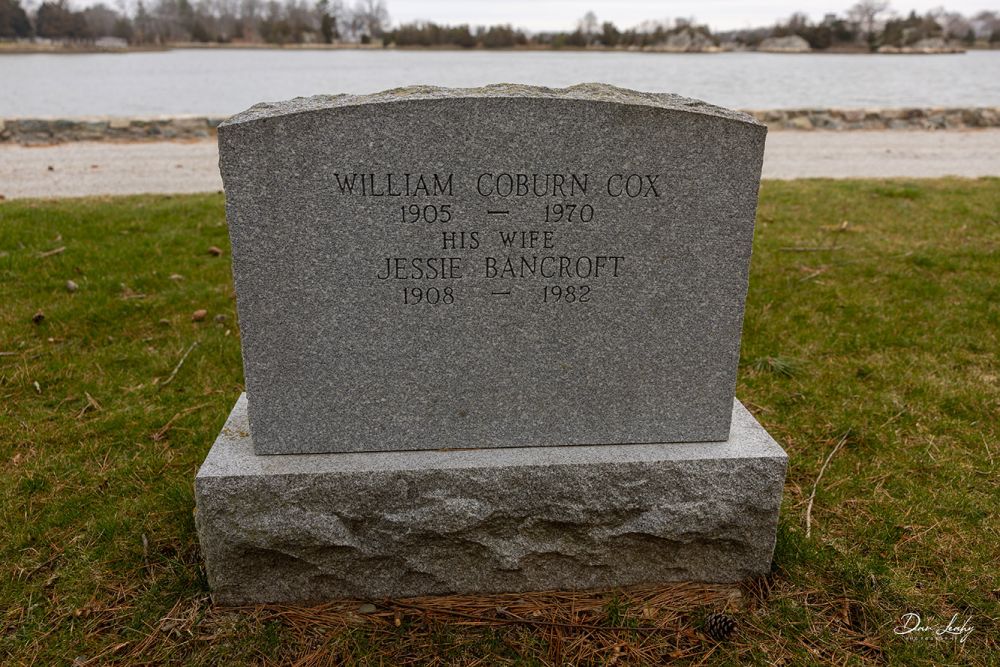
[{"x1": 384, "y1": 1, "x2": 997, "y2": 32}]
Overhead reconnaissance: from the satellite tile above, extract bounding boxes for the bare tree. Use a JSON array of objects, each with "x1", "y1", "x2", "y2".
[
  {"x1": 577, "y1": 10, "x2": 597, "y2": 45},
  {"x1": 635, "y1": 18, "x2": 669, "y2": 34},
  {"x1": 352, "y1": 0, "x2": 385, "y2": 40},
  {"x1": 934, "y1": 10, "x2": 971, "y2": 41},
  {"x1": 847, "y1": 0, "x2": 891, "y2": 43},
  {"x1": 82, "y1": 2, "x2": 119, "y2": 35},
  {"x1": 971, "y1": 10, "x2": 998, "y2": 40},
  {"x1": 239, "y1": 0, "x2": 260, "y2": 39},
  {"x1": 208, "y1": 0, "x2": 240, "y2": 40}
]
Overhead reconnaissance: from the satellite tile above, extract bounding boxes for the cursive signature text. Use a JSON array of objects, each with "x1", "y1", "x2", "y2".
[{"x1": 893, "y1": 612, "x2": 974, "y2": 643}]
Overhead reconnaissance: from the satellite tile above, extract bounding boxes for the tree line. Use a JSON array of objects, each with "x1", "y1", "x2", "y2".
[
  {"x1": 0, "y1": 0, "x2": 391, "y2": 44},
  {"x1": 1, "y1": 0, "x2": 998, "y2": 49},
  {"x1": 734, "y1": 2, "x2": 999, "y2": 50}
]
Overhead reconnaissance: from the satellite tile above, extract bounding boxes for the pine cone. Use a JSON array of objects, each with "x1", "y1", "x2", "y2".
[{"x1": 703, "y1": 612, "x2": 737, "y2": 641}]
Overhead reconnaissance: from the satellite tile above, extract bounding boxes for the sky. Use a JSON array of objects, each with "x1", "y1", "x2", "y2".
[{"x1": 383, "y1": 1, "x2": 997, "y2": 32}]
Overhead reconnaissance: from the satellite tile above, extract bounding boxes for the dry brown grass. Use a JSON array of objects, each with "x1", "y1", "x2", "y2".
[{"x1": 104, "y1": 583, "x2": 740, "y2": 665}]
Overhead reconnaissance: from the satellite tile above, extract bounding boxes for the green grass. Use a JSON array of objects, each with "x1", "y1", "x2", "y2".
[{"x1": 1, "y1": 180, "x2": 998, "y2": 665}]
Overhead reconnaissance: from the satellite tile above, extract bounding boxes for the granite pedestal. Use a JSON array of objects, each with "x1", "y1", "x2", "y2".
[{"x1": 195, "y1": 394, "x2": 787, "y2": 604}]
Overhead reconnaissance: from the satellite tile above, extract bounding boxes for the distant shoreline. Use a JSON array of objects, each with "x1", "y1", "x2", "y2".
[
  {"x1": 4, "y1": 108, "x2": 999, "y2": 146},
  {"x1": 1, "y1": 41, "x2": 994, "y2": 56}
]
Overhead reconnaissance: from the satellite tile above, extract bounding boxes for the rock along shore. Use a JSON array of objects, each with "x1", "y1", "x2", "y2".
[{"x1": 2, "y1": 107, "x2": 1000, "y2": 145}]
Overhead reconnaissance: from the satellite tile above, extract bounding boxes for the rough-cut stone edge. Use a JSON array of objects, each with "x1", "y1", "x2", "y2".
[
  {"x1": 218, "y1": 83, "x2": 764, "y2": 129},
  {"x1": 195, "y1": 394, "x2": 787, "y2": 602}
]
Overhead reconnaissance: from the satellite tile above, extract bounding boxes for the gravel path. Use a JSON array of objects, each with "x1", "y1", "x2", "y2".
[
  {"x1": 763, "y1": 130, "x2": 1000, "y2": 179},
  {"x1": 2, "y1": 131, "x2": 999, "y2": 200}
]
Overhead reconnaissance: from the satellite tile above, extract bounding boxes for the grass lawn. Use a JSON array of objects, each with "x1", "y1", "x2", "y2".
[{"x1": 1, "y1": 179, "x2": 998, "y2": 665}]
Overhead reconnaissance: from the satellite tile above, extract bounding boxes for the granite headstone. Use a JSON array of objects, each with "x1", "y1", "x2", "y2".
[
  {"x1": 218, "y1": 84, "x2": 766, "y2": 455},
  {"x1": 196, "y1": 84, "x2": 787, "y2": 603}
]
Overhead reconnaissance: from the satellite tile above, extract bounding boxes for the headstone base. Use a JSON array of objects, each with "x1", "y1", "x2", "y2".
[{"x1": 195, "y1": 395, "x2": 787, "y2": 605}]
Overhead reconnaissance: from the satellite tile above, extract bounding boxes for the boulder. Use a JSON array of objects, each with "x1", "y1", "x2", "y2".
[
  {"x1": 758, "y1": 35, "x2": 811, "y2": 53},
  {"x1": 647, "y1": 28, "x2": 719, "y2": 53}
]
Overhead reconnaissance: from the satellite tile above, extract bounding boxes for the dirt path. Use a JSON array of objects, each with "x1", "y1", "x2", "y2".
[
  {"x1": 1, "y1": 140, "x2": 222, "y2": 200},
  {"x1": 763, "y1": 130, "x2": 1000, "y2": 179},
  {"x1": 2, "y1": 131, "x2": 999, "y2": 200}
]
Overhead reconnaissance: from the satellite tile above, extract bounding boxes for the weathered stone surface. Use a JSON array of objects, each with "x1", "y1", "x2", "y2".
[
  {"x1": 758, "y1": 35, "x2": 811, "y2": 52},
  {"x1": 841, "y1": 109, "x2": 865, "y2": 123},
  {"x1": 219, "y1": 83, "x2": 767, "y2": 454},
  {"x1": 878, "y1": 37, "x2": 965, "y2": 54},
  {"x1": 195, "y1": 394, "x2": 787, "y2": 604},
  {"x1": 645, "y1": 28, "x2": 720, "y2": 53},
  {"x1": 785, "y1": 115, "x2": 813, "y2": 130},
  {"x1": 811, "y1": 113, "x2": 841, "y2": 129}
]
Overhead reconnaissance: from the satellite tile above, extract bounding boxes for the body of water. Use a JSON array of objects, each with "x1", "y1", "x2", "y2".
[{"x1": 2, "y1": 48, "x2": 999, "y2": 116}]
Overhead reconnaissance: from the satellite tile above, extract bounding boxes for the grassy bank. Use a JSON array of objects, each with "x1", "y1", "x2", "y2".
[{"x1": 1, "y1": 179, "x2": 998, "y2": 665}]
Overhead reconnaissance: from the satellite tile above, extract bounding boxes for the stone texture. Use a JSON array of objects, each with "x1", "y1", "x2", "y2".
[
  {"x1": 757, "y1": 35, "x2": 812, "y2": 52},
  {"x1": 219, "y1": 83, "x2": 767, "y2": 454},
  {"x1": 195, "y1": 394, "x2": 787, "y2": 604},
  {"x1": 841, "y1": 109, "x2": 865, "y2": 123},
  {"x1": 645, "y1": 28, "x2": 720, "y2": 53}
]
